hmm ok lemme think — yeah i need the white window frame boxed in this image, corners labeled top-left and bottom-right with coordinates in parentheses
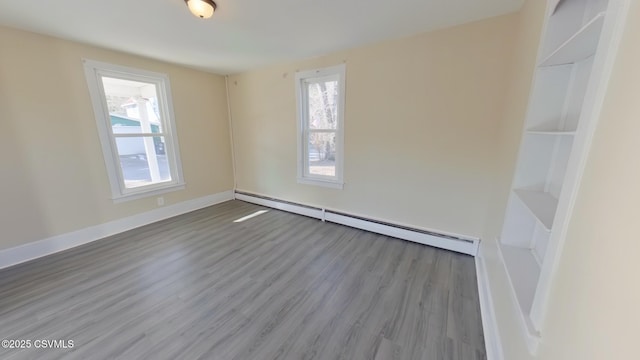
top-left (295, 64), bottom-right (346, 189)
top-left (83, 59), bottom-right (185, 202)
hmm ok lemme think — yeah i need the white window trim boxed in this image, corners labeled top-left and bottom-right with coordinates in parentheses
top-left (83, 59), bottom-right (185, 202)
top-left (295, 64), bottom-right (346, 189)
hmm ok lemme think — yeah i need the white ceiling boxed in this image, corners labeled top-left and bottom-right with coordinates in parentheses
top-left (0, 0), bottom-right (523, 74)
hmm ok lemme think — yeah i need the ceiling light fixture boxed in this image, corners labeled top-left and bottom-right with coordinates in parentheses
top-left (184, 0), bottom-right (217, 19)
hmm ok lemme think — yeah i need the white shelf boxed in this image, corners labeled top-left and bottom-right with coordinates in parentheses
top-left (551, 0), bottom-right (564, 14)
top-left (526, 129), bottom-right (575, 136)
top-left (498, 242), bottom-right (541, 325)
top-left (539, 12), bottom-right (605, 67)
top-left (513, 189), bottom-right (559, 231)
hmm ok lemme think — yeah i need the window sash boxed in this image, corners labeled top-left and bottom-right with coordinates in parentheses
top-left (303, 130), bottom-right (338, 180)
top-left (301, 76), bottom-right (341, 132)
top-left (111, 133), bottom-right (167, 138)
top-left (84, 59), bottom-right (184, 201)
top-left (295, 64), bottom-right (345, 188)
top-left (307, 129), bottom-right (338, 133)
top-left (97, 77), bottom-right (179, 195)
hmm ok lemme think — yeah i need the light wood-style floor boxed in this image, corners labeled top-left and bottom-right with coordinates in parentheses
top-left (0, 200), bottom-right (485, 360)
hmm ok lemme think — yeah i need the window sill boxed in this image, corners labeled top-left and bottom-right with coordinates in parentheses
top-left (112, 183), bottom-right (186, 203)
top-left (297, 177), bottom-right (344, 189)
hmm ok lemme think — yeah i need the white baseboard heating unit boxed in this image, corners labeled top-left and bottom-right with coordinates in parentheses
top-left (234, 191), bottom-right (479, 256)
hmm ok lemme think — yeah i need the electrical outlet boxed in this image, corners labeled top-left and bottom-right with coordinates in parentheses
top-left (157, 197), bottom-right (165, 206)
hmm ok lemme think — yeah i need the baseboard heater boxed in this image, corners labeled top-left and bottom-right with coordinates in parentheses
top-left (234, 191), bottom-right (479, 256)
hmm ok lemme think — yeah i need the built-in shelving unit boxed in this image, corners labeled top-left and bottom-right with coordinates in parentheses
top-left (539, 12), bottom-right (605, 66)
top-left (498, 242), bottom-right (541, 313)
top-left (497, 0), bottom-right (624, 354)
top-left (513, 189), bottom-right (558, 231)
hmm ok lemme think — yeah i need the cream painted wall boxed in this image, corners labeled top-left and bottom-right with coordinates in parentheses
top-left (228, 14), bottom-right (519, 238)
top-left (0, 26), bottom-right (234, 251)
top-left (537, 2), bottom-right (640, 358)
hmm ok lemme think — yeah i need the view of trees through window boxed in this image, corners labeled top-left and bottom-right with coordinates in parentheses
top-left (307, 79), bottom-right (338, 177)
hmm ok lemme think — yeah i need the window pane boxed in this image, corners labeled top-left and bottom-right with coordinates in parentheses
top-left (307, 79), bottom-right (338, 130)
top-left (308, 132), bottom-right (336, 177)
top-left (115, 136), bottom-right (171, 188)
top-left (101, 77), bottom-right (164, 134)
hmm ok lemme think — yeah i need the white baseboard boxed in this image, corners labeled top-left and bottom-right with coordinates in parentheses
top-left (234, 193), bottom-right (324, 220)
top-left (0, 190), bottom-right (234, 270)
top-left (476, 247), bottom-right (504, 360)
top-left (325, 212), bottom-right (478, 256)
top-left (235, 191), bottom-right (479, 256)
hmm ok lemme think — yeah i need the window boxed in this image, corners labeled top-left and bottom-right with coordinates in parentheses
top-left (83, 60), bottom-right (184, 201)
top-left (295, 64), bottom-right (346, 189)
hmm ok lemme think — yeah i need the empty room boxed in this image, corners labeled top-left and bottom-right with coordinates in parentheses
top-left (0, 0), bottom-right (638, 359)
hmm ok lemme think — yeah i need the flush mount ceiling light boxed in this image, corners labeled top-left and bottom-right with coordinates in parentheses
top-left (184, 0), bottom-right (217, 19)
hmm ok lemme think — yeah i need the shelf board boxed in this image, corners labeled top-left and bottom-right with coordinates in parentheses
top-left (551, 0), bottom-right (564, 15)
top-left (513, 189), bottom-right (559, 231)
top-left (526, 129), bottom-right (576, 136)
top-left (498, 242), bottom-right (542, 321)
top-left (539, 12), bottom-right (606, 67)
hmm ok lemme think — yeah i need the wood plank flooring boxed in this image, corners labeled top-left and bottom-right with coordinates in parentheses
top-left (0, 200), bottom-right (485, 360)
